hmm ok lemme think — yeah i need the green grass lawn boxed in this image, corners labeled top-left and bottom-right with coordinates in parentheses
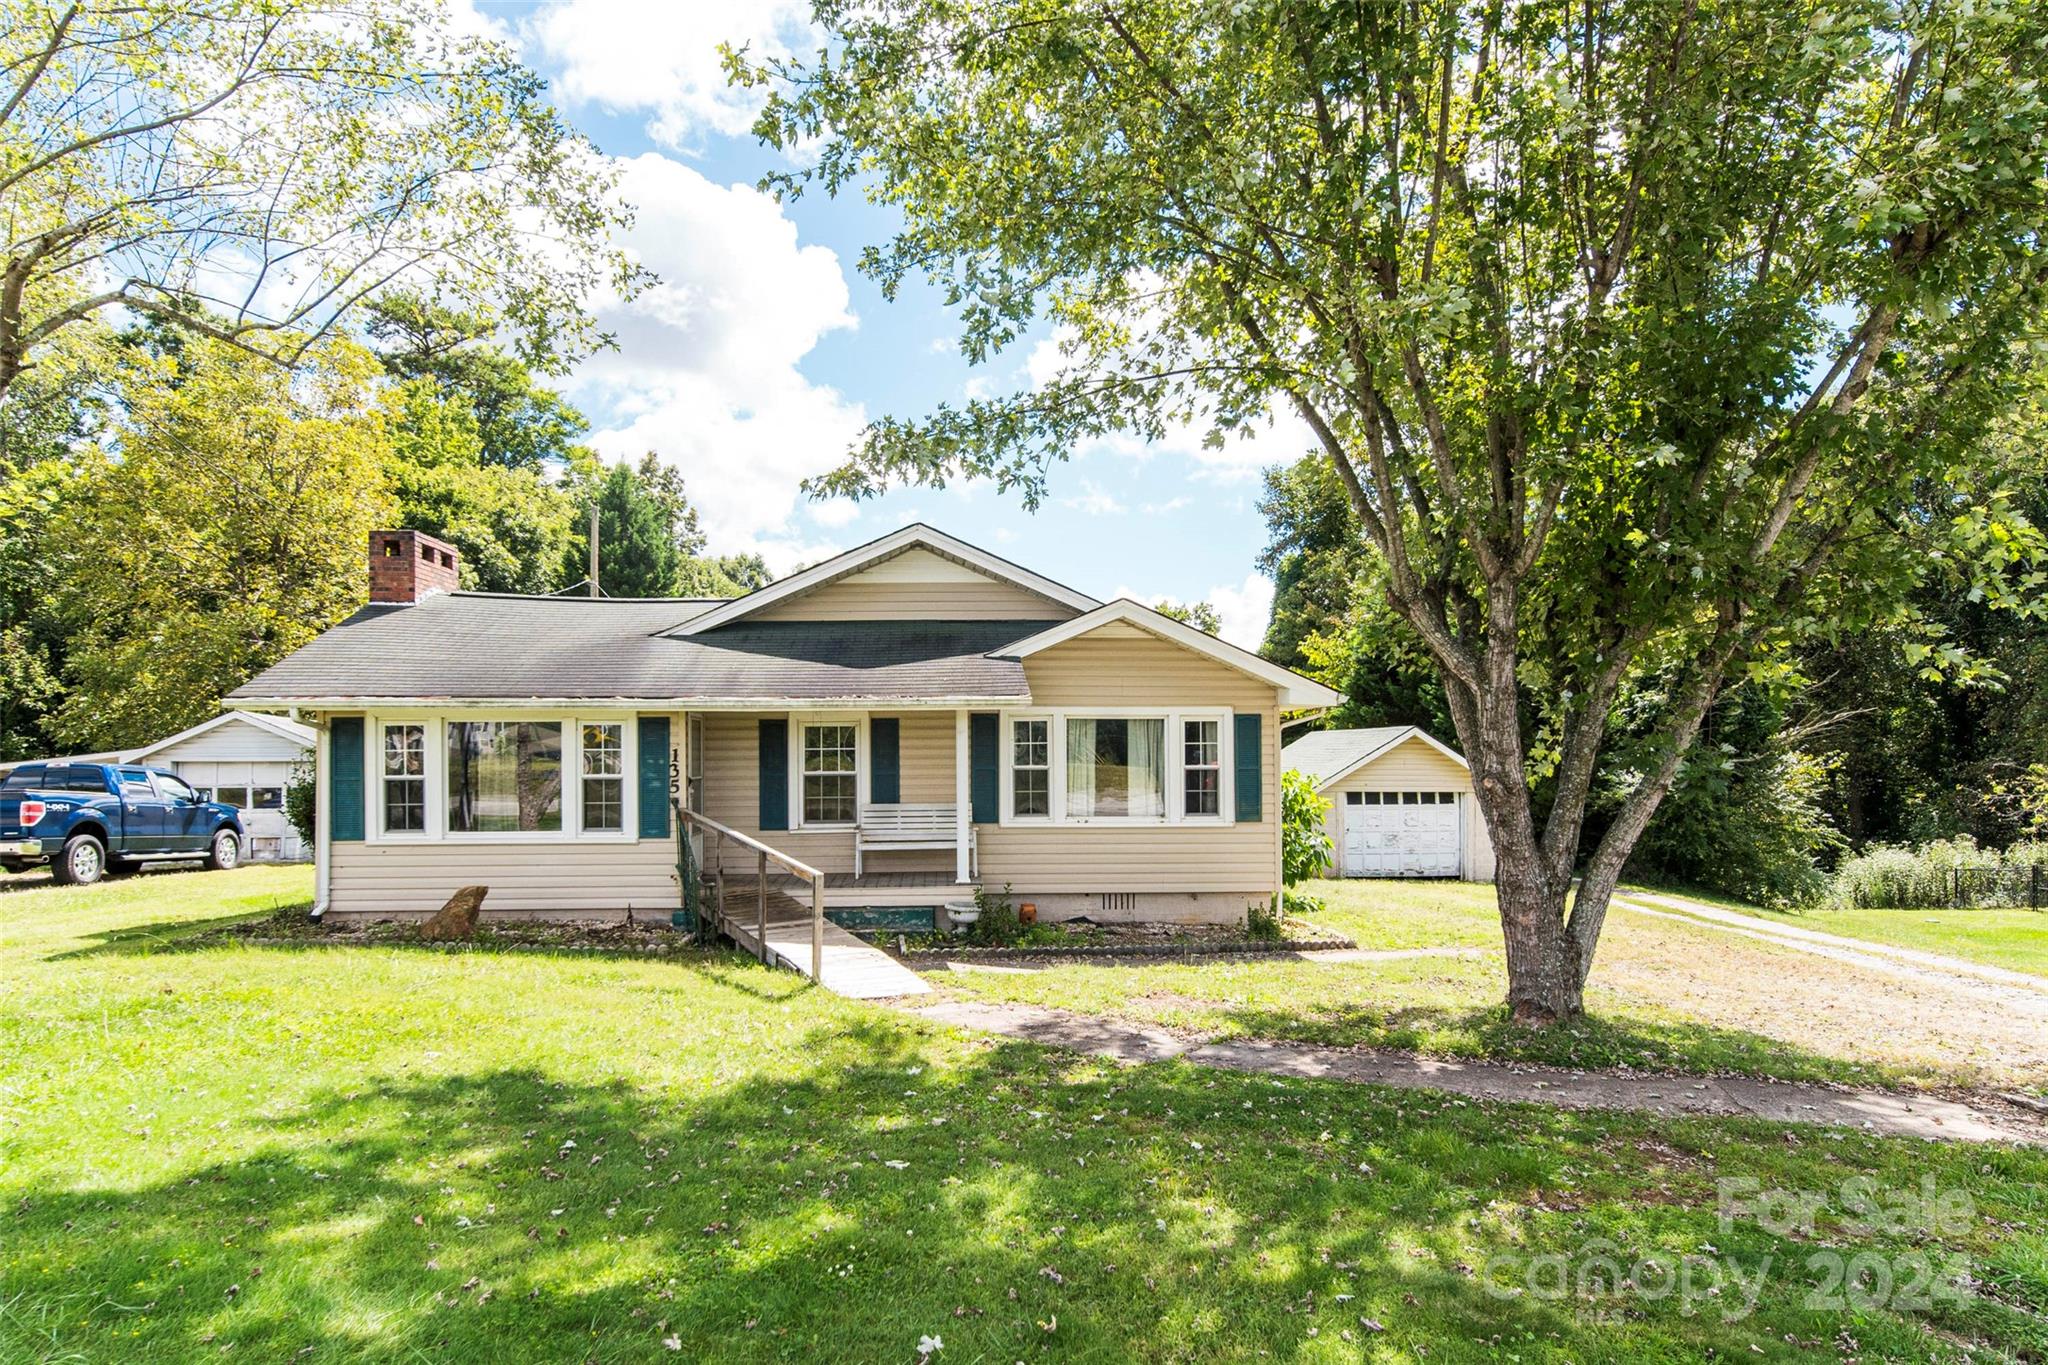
top-left (1628, 885), bottom-right (2048, 979)
top-left (4, 868), bottom-right (2046, 1362)
top-left (940, 879), bottom-right (2028, 1090)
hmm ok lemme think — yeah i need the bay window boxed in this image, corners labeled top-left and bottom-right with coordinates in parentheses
top-left (801, 722), bottom-right (857, 825)
top-left (580, 723), bottom-right (624, 832)
top-left (447, 721), bottom-right (563, 833)
top-left (382, 723), bottom-right (425, 833)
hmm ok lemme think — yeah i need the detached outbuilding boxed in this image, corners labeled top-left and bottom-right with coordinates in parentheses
top-left (1283, 726), bottom-right (1495, 882)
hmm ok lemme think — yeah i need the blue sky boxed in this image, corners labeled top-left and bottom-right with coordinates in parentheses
top-left (472, 1), bottom-right (1304, 644)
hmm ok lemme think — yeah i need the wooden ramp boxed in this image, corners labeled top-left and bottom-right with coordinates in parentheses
top-left (725, 913), bottom-right (933, 1000)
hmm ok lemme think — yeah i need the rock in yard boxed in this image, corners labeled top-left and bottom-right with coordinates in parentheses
top-left (420, 886), bottom-right (488, 942)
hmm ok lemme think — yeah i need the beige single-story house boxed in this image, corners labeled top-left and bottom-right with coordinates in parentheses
top-left (227, 524), bottom-right (1341, 929)
top-left (0, 711), bottom-right (314, 862)
top-left (1283, 726), bottom-right (1496, 881)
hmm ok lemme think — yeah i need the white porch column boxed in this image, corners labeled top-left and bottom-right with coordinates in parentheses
top-left (955, 709), bottom-right (972, 884)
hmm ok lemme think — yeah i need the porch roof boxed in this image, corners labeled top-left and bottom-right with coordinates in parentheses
top-left (226, 592), bottom-right (1055, 706)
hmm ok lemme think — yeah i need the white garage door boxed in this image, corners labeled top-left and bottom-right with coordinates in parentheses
top-left (1341, 791), bottom-right (1461, 877)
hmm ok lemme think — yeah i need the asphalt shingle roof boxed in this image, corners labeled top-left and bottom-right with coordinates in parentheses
top-left (1281, 726), bottom-right (1416, 786)
top-left (226, 594), bottom-right (1059, 703)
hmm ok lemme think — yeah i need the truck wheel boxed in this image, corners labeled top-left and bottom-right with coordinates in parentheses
top-left (52, 832), bottom-right (106, 885)
top-left (205, 828), bottom-right (241, 871)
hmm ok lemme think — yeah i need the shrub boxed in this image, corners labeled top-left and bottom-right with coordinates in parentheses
top-left (283, 757), bottom-right (317, 843)
top-left (1244, 899), bottom-right (1284, 941)
top-left (1828, 836), bottom-right (2044, 908)
top-left (967, 882), bottom-right (1021, 945)
top-left (1280, 768), bottom-right (1333, 886)
top-left (1624, 747), bottom-right (1843, 907)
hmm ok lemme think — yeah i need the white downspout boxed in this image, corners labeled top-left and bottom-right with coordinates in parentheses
top-left (312, 717), bottom-right (330, 918)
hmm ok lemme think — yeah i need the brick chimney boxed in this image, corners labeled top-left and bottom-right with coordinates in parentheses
top-left (369, 529), bottom-right (460, 604)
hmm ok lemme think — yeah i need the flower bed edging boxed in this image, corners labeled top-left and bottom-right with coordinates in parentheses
top-left (894, 934), bottom-right (1355, 963)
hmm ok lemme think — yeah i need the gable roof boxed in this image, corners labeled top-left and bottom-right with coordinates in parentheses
top-left (131, 710), bottom-right (316, 760)
top-left (1283, 725), bottom-right (1469, 789)
top-left (667, 524), bottom-right (1100, 636)
top-left (225, 592), bottom-right (1053, 706)
top-left (996, 600), bottom-right (1343, 709)
top-left (0, 711), bottom-right (314, 775)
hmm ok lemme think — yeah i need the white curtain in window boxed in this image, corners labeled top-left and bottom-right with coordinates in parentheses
top-left (1065, 718), bottom-right (1164, 818)
top-left (1127, 719), bottom-right (1163, 818)
top-left (1066, 718), bottom-right (1096, 818)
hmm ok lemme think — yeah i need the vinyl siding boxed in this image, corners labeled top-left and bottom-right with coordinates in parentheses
top-left (975, 630), bottom-right (1281, 899)
top-left (147, 717), bottom-right (309, 764)
top-left (324, 708), bottom-right (686, 914)
top-left (695, 711), bottom-right (948, 875)
top-left (328, 841), bottom-right (679, 914)
top-left (750, 577), bottom-right (1074, 621)
top-left (1311, 734), bottom-right (1496, 881)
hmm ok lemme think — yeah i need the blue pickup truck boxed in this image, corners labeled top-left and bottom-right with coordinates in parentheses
top-left (0, 762), bottom-right (246, 885)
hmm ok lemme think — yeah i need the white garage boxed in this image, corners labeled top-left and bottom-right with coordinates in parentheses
top-left (1, 711), bottom-right (314, 862)
top-left (1283, 726), bottom-right (1495, 881)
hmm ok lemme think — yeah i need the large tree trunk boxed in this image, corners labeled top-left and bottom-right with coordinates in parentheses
top-left (1494, 849), bottom-right (1582, 1023)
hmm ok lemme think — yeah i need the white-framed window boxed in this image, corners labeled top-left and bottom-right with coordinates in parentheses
top-left (800, 721), bottom-right (858, 826)
top-left (580, 722), bottom-right (624, 832)
top-left (447, 720), bottom-right (564, 833)
top-left (1066, 717), bottom-right (1166, 819)
top-left (362, 713), bottom-right (638, 842)
top-left (1011, 718), bottom-right (1050, 818)
top-left (381, 723), bottom-right (426, 833)
top-left (1182, 718), bottom-right (1220, 817)
top-left (997, 708), bottom-right (1233, 826)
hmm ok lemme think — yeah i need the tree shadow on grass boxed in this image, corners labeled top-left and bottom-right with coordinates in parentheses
top-left (45, 904), bottom-right (311, 961)
top-left (4, 1010), bottom-right (2034, 1363)
top-left (1212, 999), bottom-right (1918, 1089)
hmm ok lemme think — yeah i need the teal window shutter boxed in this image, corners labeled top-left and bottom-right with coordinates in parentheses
top-left (1234, 713), bottom-right (1263, 822)
top-left (969, 713), bottom-right (998, 823)
top-left (330, 716), bottom-right (364, 842)
top-left (870, 717), bottom-right (900, 804)
top-left (638, 716), bottom-right (670, 839)
top-left (759, 718), bottom-right (789, 831)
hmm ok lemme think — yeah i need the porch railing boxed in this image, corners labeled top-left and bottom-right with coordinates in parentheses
top-left (673, 800), bottom-right (826, 979)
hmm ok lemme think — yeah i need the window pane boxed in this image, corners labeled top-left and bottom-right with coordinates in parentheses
top-left (384, 724), bottom-right (424, 775)
top-left (385, 778), bottom-right (424, 832)
top-left (1065, 718), bottom-right (1164, 819)
top-left (804, 773), bottom-right (855, 823)
top-left (581, 723), bottom-right (624, 777)
top-left (1182, 719), bottom-right (1220, 816)
top-left (447, 721), bottom-right (562, 832)
top-left (1014, 768), bottom-right (1048, 818)
top-left (1011, 719), bottom-right (1049, 817)
top-left (800, 724), bottom-right (858, 823)
top-left (582, 777), bottom-right (622, 832)
top-left (253, 787), bottom-right (283, 810)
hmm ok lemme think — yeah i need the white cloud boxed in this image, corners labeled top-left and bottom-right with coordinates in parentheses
top-left (807, 499), bottom-right (863, 529)
top-left (525, 0), bottom-right (815, 150)
top-left (1208, 573), bottom-right (1276, 650)
top-left (1059, 481), bottom-right (1124, 516)
top-left (566, 153), bottom-right (864, 550)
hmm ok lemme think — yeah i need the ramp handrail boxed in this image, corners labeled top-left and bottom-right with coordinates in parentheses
top-left (673, 802), bottom-right (824, 980)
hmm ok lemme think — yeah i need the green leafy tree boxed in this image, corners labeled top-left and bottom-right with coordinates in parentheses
top-left (678, 552), bottom-right (773, 598)
top-left (1256, 455), bottom-right (1368, 670)
top-left (381, 379), bottom-right (582, 594)
top-left (1152, 599), bottom-right (1220, 633)
top-left (367, 293), bottom-right (593, 470)
top-left (49, 338), bottom-right (392, 749)
top-left (575, 462), bottom-right (684, 598)
top-left (0, 0), bottom-right (643, 398)
top-left (1279, 768), bottom-right (1334, 888)
top-left (752, 0), bottom-right (2048, 1020)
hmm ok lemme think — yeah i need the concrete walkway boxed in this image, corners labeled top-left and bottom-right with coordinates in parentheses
top-left (905, 999), bottom-right (2046, 1147)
